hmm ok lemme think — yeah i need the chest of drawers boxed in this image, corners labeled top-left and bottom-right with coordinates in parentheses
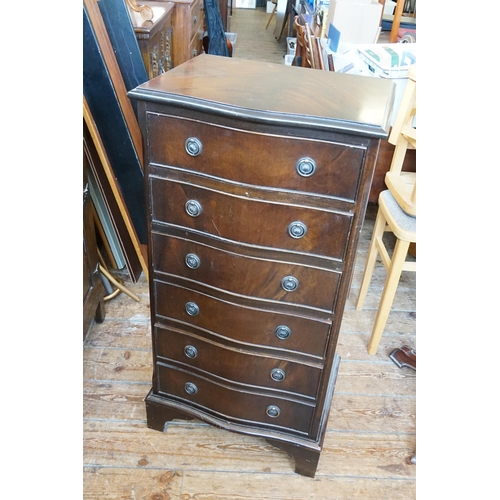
top-left (129, 54), bottom-right (394, 477)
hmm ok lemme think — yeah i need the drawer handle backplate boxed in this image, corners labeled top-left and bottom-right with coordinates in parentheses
top-left (185, 253), bottom-right (201, 269)
top-left (266, 405), bottom-right (281, 418)
top-left (270, 368), bottom-right (286, 382)
top-left (185, 137), bottom-right (202, 156)
top-left (296, 157), bottom-right (316, 177)
top-left (185, 301), bottom-right (200, 316)
top-left (185, 382), bottom-right (198, 395)
top-left (288, 221), bottom-right (307, 239)
top-left (184, 345), bottom-right (198, 359)
top-left (275, 325), bottom-right (291, 340)
top-left (281, 276), bottom-right (299, 292)
top-left (185, 200), bottom-right (202, 217)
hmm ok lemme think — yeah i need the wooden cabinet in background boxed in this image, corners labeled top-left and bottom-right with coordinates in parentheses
top-left (129, 55), bottom-right (395, 477)
top-left (129, 2), bottom-right (175, 79)
top-left (147, 0), bottom-right (205, 67)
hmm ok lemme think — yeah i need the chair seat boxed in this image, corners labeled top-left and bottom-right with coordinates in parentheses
top-left (380, 189), bottom-right (416, 240)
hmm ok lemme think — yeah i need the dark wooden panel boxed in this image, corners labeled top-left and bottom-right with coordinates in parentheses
top-left (83, 116), bottom-right (144, 283)
top-left (83, 146), bottom-right (106, 339)
top-left (83, 3), bottom-right (147, 244)
top-left (97, 0), bottom-right (149, 96)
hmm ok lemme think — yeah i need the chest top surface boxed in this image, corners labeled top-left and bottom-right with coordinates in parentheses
top-left (128, 54), bottom-right (395, 138)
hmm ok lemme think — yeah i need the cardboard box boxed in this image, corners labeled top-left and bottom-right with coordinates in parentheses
top-left (326, 0), bottom-right (382, 45)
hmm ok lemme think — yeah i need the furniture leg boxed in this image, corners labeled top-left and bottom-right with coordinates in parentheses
top-left (367, 238), bottom-right (410, 354)
top-left (356, 208), bottom-right (386, 310)
top-left (145, 390), bottom-right (195, 431)
top-left (265, 439), bottom-right (321, 478)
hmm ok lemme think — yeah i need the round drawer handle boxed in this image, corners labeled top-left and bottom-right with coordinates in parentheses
top-left (185, 199), bottom-right (202, 217)
top-left (288, 221), bottom-right (307, 239)
top-left (270, 368), bottom-right (286, 382)
top-left (185, 382), bottom-right (198, 395)
top-left (281, 276), bottom-right (299, 292)
top-left (193, 15), bottom-right (198, 23)
top-left (274, 325), bottom-right (291, 340)
top-left (185, 301), bottom-right (200, 316)
top-left (296, 157), bottom-right (316, 177)
top-left (185, 137), bottom-right (202, 156)
top-left (185, 253), bottom-right (201, 269)
top-left (266, 405), bottom-right (281, 418)
top-left (184, 345), bottom-right (198, 359)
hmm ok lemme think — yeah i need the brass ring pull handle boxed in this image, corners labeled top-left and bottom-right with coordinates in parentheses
top-left (296, 157), bottom-right (316, 177)
top-left (185, 137), bottom-right (203, 156)
top-left (185, 382), bottom-right (198, 395)
top-left (185, 200), bottom-right (202, 217)
top-left (266, 405), bottom-right (281, 418)
top-left (185, 253), bottom-right (201, 269)
top-left (274, 325), bottom-right (291, 340)
top-left (270, 368), bottom-right (286, 382)
top-left (185, 302), bottom-right (200, 316)
top-left (184, 345), bottom-right (198, 359)
top-left (281, 276), bottom-right (299, 292)
top-left (288, 221), bottom-right (307, 239)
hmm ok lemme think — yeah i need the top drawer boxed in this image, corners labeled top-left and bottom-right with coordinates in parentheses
top-left (146, 113), bottom-right (366, 201)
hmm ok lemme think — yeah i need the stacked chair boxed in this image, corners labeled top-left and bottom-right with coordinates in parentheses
top-left (356, 64), bottom-right (417, 355)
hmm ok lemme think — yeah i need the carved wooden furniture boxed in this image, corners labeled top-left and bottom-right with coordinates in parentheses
top-left (146, 0), bottom-right (205, 67)
top-left (129, 54), bottom-right (394, 477)
top-left (128, 1), bottom-right (175, 79)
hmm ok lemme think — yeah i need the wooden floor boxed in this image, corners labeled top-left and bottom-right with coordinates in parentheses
top-left (83, 8), bottom-right (416, 499)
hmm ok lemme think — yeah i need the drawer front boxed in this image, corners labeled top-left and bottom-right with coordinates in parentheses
top-left (190, 0), bottom-right (204, 40)
top-left (156, 363), bottom-right (315, 435)
top-left (156, 326), bottom-right (322, 398)
top-left (189, 29), bottom-right (204, 59)
top-left (152, 234), bottom-right (340, 311)
top-left (147, 113), bottom-right (366, 201)
top-left (150, 178), bottom-right (352, 261)
top-left (154, 281), bottom-right (331, 358)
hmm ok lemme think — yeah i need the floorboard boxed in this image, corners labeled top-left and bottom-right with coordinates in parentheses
top-left (83, 8), bottom-right (416, 498)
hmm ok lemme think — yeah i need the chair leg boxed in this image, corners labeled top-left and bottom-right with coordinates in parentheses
top-left (356, 208), bottom-right (386, 310)
top-left (266, 5), bottom-right (277, 30)
top-left (367, 238), bottom-right (411, 355)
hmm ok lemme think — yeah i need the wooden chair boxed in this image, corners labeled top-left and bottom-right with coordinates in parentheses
top-left (292, 16), bottom-right (309, 68)
top-left (356, 190), bottom-right (416, 355)
top-left (303, 23), bottom-right (315, 69)
top-left (266, 0), bottom-right (277, 30)
top-left (385, 64), bottom-right (416, 216)
top-left (356, 66), bottom-right (417, 355)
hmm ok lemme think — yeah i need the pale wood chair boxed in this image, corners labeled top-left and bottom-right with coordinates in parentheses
top-left (356, 66), bottom-right (417, 355)
top-left (385, 64), bottom-right (416, 216)
top-left (356, 189), bottom-right (416, 355)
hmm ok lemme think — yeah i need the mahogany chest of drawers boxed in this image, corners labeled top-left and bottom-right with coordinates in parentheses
top-left (129, 54), bottom-right (394, 477)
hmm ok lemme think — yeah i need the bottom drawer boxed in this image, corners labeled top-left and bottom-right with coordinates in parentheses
top-left (156, 363), bottom-right (315, 436)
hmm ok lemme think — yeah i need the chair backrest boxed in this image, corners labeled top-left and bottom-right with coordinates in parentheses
top-left (293, 16), bottom-right (308, 68)
top-left (385, 64), bottom-right (416, 216)
top-left (303, 23), bottom-right (315, 69)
